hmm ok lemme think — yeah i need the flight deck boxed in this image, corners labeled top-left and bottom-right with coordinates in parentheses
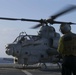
top-left (0, 63), bottom-right (61, 75)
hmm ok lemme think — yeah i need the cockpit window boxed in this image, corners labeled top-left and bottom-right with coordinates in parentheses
top-left (13, 35), bottom-right (41, 44)
top-left (13, 35), bottom-right (32, 44)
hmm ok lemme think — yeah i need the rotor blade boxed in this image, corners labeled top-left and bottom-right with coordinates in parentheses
top-left (52, 21), bottom-right (76, 25)
top-left (50, 5), bottom-right (76, 20)
top-left (31, 24), bottom-right (42, 29)
top-left (0, 17), bottom-right (40, 22)
top-left (0, 17), bottom-right (20, 20)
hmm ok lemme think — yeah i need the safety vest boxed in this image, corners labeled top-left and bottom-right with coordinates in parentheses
top-left (58, 33), bottom-right (76, 56)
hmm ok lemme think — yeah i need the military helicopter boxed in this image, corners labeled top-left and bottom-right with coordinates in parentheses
top-left (0, 5), bottom-right (76, 68)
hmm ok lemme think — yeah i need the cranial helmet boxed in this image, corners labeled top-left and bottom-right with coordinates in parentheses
top-left (60, 23), bottom-right (71, 34)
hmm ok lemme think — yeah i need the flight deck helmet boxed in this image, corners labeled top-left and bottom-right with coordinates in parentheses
top-left (60, 23), bottom-right (71, 34)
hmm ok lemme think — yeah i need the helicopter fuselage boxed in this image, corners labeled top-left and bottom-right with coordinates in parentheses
top-left (5, 25), bottom-right (60, 65)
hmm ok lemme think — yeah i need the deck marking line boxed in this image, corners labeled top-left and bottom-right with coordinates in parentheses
top-left (22, 70), bottom-right (32, 75)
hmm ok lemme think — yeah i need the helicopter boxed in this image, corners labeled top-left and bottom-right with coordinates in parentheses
top-left (0, 5), bottom-right (76, 68)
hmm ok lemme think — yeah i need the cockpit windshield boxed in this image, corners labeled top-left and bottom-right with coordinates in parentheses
top-left (14, 35), bottom-right (32, 44)
top-left (13, 32), bottom-right (40, 44)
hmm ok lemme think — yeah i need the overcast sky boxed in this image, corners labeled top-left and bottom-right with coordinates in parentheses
top-left (0, 0), bottom-right (76, 58)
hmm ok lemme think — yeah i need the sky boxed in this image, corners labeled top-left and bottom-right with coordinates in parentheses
top-left (0, 0), bottom-right (76, 58)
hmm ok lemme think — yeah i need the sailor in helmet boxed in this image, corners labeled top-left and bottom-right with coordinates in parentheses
top-left (58, 23), bottom-right (76, 75)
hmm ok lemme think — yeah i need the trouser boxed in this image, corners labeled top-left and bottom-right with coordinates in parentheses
top-left (62, 55), bottom-right (76, 75)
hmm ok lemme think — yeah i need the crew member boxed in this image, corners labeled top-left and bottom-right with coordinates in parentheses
top-left (57, 24), bottom-right (76, 75)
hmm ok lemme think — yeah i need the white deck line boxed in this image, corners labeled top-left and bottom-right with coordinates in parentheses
top-left (22, 70), bottom-right (32, 75)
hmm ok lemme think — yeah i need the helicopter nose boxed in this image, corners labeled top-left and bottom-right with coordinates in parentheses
top-left (5, 44), bottom-right (14, 55)
top-left (5, 50), bottom-right (9, 54)
top-left (5, 48), bottom-right (11, 55)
